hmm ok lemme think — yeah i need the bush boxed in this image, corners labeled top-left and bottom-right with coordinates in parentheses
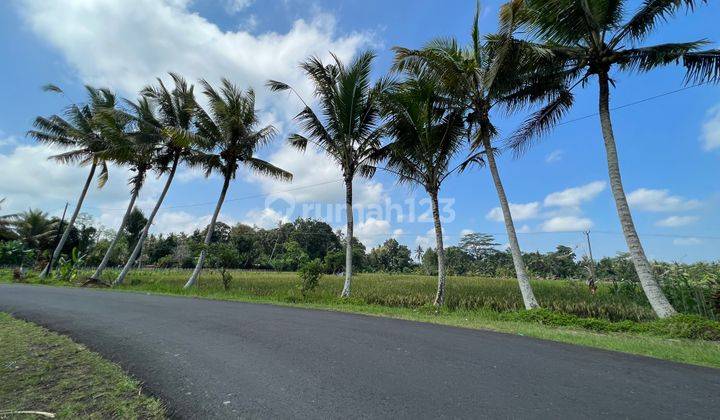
top-left (298, 259), bottom-right (324, 296)
top-left (503, 308), bottom-right (720, 340)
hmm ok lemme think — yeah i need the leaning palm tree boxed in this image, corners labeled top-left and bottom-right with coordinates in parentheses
top-left (393, 5), bottom-right (566, 309)
top-left (267, 51), bottom-right (389, 297)
top-left (114, 74), bottom-right (199, 286)
top-left (502, 0), bottom-right (720, 318)
top-left (183, 79), bottom-right (292, 288)
top-left (29, 85), bottom-right (116, 278)
top-left (376, 75), bottom-right (466, 306)
top-left (89, 99), bottom-right (160, 282)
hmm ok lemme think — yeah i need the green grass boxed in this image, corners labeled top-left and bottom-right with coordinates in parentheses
top-left (3, 268), bottom-right (720, 369)
top-left (0, 312), bottom-right (165, 419)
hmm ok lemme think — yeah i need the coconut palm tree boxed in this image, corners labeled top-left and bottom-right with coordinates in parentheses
top-left (376, 75), bottom-right (466, 306)
top-left (183, 79), bottom-right (292, 289)
top-left (502, 0), bottom-right (720, 318)
top-left (29, 86), bottom-right (117, 278)
top-left (13, 209), bottom-right (57, 253)
top-left (392, 5), bottom-right (566, 309)
top-left (267, 51), bottom-right (389, 297)
top-left (114, 74), bottom-right (199, 286)
top-left (89, 98), bottom-right (160, 282)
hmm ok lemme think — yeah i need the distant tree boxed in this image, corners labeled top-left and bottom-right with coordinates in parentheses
top-left (421, 248), bottom-right (438, 276)
top-left (445, 246), bottom-right (473, 276)
top-left (459, 233), bottom-right (499, 260)
top-left (289, 218), bottom-right (341, 261)
top-left (367, 238), bottom-right (413, 272)
top-left (124, 207), bottom-right (148, 248)
top-left (13, 209), bottom-right (57, 253)
top-left (206, 242), bottom-right (240, 290)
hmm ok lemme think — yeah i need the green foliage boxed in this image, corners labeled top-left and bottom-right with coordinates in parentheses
top-left (421, 248), bottom-right (438, 275)
top-left (54, 248), bottom-right (86, 282)
top-left (206, 243), bottom-right (240, 290)
top-left (505, 309), bottom-right (720, 341)
top-left (0, 241), bottom-right (34, 267)
top-left (367, 239), bottom-right (413, 273)
top-left (124, 207), bottom-right (147, 247)
top-left (298, 259), bottom-right (324, 296)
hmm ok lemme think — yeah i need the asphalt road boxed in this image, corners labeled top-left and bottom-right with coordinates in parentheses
top-left (1, 284), bottom-right (719, 419)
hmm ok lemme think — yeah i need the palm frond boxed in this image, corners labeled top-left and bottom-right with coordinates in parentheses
top-left (507, 89), bottom-right (575, 157)
top-left (613, 0), bottom-right (704, 45)
top-left (683, 49), bottom-right (720, 84)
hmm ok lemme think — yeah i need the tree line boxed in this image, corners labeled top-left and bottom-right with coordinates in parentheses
top-left (3, 1), bottom-right (720, 318)
top-left (0, 207), bottom-right (676, 285)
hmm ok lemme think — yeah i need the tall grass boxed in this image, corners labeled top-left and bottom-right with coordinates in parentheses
top-left (94, 269), bottom-right (658, 321)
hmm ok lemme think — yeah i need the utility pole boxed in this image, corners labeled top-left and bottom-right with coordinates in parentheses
top-left (46, 202), bottom-right (69, 275)
top-left (584, 230), bottom-right (597, 294)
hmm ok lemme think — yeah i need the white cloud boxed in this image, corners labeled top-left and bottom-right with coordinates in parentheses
top-left (540, 216), bottom-right (593, 232)
top-left (245, 144), bottom-right (385, 206)
top-left (627, 188), bottom-right (701, 212)
top-left (700, 104), bottom-right (720, 151)
top-left (18, 0), bottom-right (370, 120)
top-left (544, 181), bottom-right (606, 208)
top-left (0, 136), bottom-right (20, 147)
top-left (486, 202), bottom-right (541, 222)
top-left (241, 207), bottom-right (289, 229)
top-left (545, 149), bottom-right (564, 163)
top-left (415, 228), bottom-right (437, 250)
top-left (0, 144), bottom-right (161, 218)
top-left (225, 0), bottom-right (254, 14)
top-left (655, 215), bottom-right (699, 228)
top-left (673, 237), bottom-right (702, 246)
top-left (518, 224), bottom-right (531, 233)
top-left (354, 217), bottom-right (392, 247)
top-left (152, 211), bottom-right (236, 235)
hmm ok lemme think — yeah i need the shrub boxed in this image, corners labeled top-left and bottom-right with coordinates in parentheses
top-left (298, 259), bottom-right (324, 296)
top-left (503, 308), bottom-right (720, 340)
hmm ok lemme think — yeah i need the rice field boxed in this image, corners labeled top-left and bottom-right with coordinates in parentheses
top-left (98, 269), bottom-right (658, 322)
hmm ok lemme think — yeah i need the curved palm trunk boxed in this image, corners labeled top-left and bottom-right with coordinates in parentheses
top-left (598, 73), bottom-right (676, 318)
top-left (430, 190), bottom-right (447, 306)
top-left (40, 162), bottom-right (97, 278)
top-left (90, 187), bottom-right (140, 281)
top-left (483, 138), bottom-right (539, 309)
top-left (114, 154), bottom-right (180, 286)
top-left (184, 175), bottom-right (231, 289)
top-left (341, 178), bottom-right (353, 298)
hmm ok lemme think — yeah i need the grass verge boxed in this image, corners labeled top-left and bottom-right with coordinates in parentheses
top-left (2, 269), bottom-right (720, 369)
top-left (0, 312), bottom-right (165, 419)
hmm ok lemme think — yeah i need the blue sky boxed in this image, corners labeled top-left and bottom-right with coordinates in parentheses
top-left (1, 0), bottom-right (719, 261)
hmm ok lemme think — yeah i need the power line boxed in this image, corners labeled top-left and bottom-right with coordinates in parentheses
top-left (555, 81), bottom-right (710, 127)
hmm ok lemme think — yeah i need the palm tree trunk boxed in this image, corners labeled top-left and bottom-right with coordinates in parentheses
top-left (430, 190), bottom-right (447, 306)
top-left (483, 138), bottom-right (539, 309)
top-left (184, 175), bottom-right (231, 289)
top-left (113, 154), bottom-right (180, 286)
top-left (340, 178), bottom-right (353, 298)
top-left (598, 72), bottom-right (676, 318)
top-left (40, 162), bottom-right (97, 278)
top-left (90, 187), bottom-right (139, 281)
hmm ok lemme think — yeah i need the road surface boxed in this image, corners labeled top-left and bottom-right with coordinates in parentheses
top-left (1, 284), bottom-right (718, 419)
